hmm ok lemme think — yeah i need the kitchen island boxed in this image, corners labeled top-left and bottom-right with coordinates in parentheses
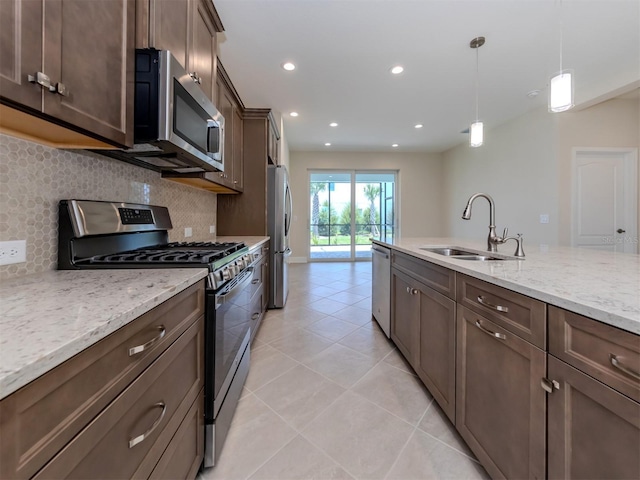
top-left (376, 236), bottom-right (639, 480)
top-left (375, 237), bottom-right (639, 334)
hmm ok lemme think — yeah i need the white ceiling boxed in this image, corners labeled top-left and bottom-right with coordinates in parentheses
top-left (214, 0), bottom-right (640, 153)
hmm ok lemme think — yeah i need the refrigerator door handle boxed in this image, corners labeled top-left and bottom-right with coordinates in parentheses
top-left (284, 248), bottom-right (292, 256)
top-left (284, 184), bottom-right (293, 237)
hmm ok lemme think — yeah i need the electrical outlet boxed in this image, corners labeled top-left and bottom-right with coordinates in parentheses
top-left (184, 227), bottom-right (193, 238)
top-left (0, 240), bottom-right (27, 266)
top-left (210, 225), bottom-right (216, 234)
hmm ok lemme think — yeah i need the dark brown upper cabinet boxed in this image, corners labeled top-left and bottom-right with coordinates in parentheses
top-left (0, 0), bottom-right (134, 148)
top-left (137, 0), bottom-right (223, 105)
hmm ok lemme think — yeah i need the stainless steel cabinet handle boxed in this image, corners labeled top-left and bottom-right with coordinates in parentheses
top-left (28, 72), bottom-right (51, 89)
top-left (251, 279), bottom-right (260, 284)
top-left (252, 313), bottom-right (260, 320)
top-left (406, 287), bottom-right (418, 295)
top-left (477, 295), bottom-right (509, 313)
top-left (128, 326), bottom-right (166, 356)
top-left (128, 402), bottom-right (166, 448)
top-left (610, 354), bottom-right (640, 380)
top-left (51, 82), bottom-right (69, 96)
top-left (475, 320), bottom-right (507, 340)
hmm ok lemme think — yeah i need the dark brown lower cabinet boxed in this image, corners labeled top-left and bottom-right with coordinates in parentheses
top-left (547, 356), bottom-right (640, 480)
top-left (390, 268), bottom-right (420, 365)
top-left (391, 267), bottom-right (456, 422)
top-left (416, 281), bottom-right (456, 422)
top-left (456, 306), bottom-right (546, 480)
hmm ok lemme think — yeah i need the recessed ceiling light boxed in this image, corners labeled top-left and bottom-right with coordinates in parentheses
top-left (282, 62), bottom-right (296, 71)
top-left (392, 143), bottom-right (399, 147)
top-left (329, 122), bottom-right (338, 127)
top-left (289, 112), bottom-right (299, 117)
top-left (390, 66), bottom-right (404, 75)
top-left (324, 142), bottom-right (331, 146)
top-left (414, 124), bottom-right (423, 129)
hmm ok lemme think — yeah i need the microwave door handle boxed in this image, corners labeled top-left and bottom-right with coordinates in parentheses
top-left (206, 119), bottom-right (219, 155)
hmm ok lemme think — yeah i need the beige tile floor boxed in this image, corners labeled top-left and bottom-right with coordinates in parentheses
top-left (200, 262), bottom-right (489, 480)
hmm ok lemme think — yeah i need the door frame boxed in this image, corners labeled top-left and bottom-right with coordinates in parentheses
top-left (571, 147), bottom-right (638, 253)
top-left (307, 169), bottom-right (397, 262)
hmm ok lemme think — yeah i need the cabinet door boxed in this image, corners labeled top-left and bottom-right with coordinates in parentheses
top-left (148, 0), bottom-right (190, 69)
top-left (190, 0), bottom-right (217, 103)
top-left (218, 85), bottom-right (234, 187)
top-left (547, 356), bottom-right (640, 480)
top-left (391, 269), bottom-right (419, 366)
top-left (456, 306), bottom-right (546, 480)
top-left (42, 0), bottom-right (134, 147)
top-left (416, 286), bottom-right (456, 422)
top-left (232, 106), bottom-right (244, 190)
top-left (0, 0), bottom-right (42, 110)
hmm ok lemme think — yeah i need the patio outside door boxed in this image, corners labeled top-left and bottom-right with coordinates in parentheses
top-left (309, 171), bottom-right (396, 261)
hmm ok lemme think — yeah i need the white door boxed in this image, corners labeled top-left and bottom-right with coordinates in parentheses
top-left (571, 148), bottom-right (638, 253)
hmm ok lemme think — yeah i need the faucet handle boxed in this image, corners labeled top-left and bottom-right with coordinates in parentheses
top-left (502, 227), bottom-right (508, 240)
top-left (514, 233), bottom-right (525, 257)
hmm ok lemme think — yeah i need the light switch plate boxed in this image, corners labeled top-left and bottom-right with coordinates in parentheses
top-left (185, 227), bottom-right (193, 237)
top-left (210, 225), bottom-right (216, 234)
top-left (539, 214), bottom-right (550, 224)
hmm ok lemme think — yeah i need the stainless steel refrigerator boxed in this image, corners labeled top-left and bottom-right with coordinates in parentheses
top-left (267, 165), bottom-right (292, 308)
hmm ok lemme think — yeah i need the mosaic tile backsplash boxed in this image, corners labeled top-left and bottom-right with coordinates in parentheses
top-left (0, 133), bottom-right (217, 280)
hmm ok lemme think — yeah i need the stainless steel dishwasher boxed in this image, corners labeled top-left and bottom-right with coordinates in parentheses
top-left (371, 244), bottom-right (391, 337)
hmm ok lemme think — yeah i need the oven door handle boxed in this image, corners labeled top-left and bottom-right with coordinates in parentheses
top-left (215, 267), bottom-right (254, 309)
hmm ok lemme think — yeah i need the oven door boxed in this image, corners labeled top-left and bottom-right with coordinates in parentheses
top-left (206, 267), bottom-right (254, 420)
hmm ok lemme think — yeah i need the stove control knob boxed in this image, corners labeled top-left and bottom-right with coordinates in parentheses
top-left (222, 268), bottom-right (231, 281)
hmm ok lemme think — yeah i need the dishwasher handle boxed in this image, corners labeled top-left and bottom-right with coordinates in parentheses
top-left (372, 246), bottom-right (389, 259)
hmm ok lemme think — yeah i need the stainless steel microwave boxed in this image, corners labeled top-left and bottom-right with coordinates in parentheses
top-left (99, 49), bottom-right (225, 173)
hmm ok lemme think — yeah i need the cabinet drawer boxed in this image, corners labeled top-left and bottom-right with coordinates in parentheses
top-left (150, 389), bottom-right (204, 480)
top-left (250, 258), bottom-right (264, 298)
top-left (0, 280), bottom-right (204, 480)
top-left (249, 287), bottom-right (264, 342)
top-left (34, 318), bottom-right (204, 479)
top-left (391, 250), bottom-right (455, 299)
top-left (457, 274), bottom-right (546, 348)
top-left (549, 306), bottom-right (640, 402)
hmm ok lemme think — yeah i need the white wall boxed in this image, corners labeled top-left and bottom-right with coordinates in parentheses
top-left (441, 92), bottom-right (639, 249)
top-left (289, 151), bottom-right (444, 260)
top-left (442, 107), bottom-right (560, 247)
top-left (557, 96), bottom-right (640, 245)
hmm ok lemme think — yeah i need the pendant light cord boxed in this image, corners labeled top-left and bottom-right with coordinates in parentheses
top-left (475, 45), bottom-right (480, 122)
top-left (559, 0), bottom-right (564, 72)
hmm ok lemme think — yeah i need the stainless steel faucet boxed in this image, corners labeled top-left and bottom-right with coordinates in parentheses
top-left (462, 193), bottom-right (525, 257)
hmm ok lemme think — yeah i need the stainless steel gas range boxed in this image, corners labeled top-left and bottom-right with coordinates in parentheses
top-left (57, 199), bottom-right (256, 468)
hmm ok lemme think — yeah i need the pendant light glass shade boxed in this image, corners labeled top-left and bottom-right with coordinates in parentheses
top-left (549, 69), bottom-right (574, 112)
top-left (470, 121), bottom-right (484, 147)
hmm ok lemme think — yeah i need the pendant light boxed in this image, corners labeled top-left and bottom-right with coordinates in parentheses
top-left (469, 36), bottom-right (485, 147)
top-left (549, 0), bottom-right (574, 112)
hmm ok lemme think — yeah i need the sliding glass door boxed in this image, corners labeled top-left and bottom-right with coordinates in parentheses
top-left (309, 170), bottom-right (396, 261)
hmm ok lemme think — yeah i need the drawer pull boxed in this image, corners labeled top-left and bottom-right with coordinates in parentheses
top-left (610, 354), bottom-right (640, 380)
top-left (477, 295), bottom-right (509, 313)
top-left (252, 313), bottom-right (260, 320)
top-left (475, 320), bottom-right (507, 340)
top-left (128, 402), bottom-right (166, 448)
top-left (128, 326), bottom-right (166, 356)
top-left (406, 287), bottom-right (418, 295)
top-left (252, 279), bottom-right (260, 284)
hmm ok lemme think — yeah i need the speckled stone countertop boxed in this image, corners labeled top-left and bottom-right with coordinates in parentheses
top-left (0, 268), bottom-right (208, 400)
top-left (375, 237), bottom-right (640, 335)
top-left (215, 236), bottom-right (270, 250)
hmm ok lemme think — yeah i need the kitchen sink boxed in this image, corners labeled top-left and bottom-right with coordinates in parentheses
top-left (420, 246), bottom-right (517, 261)
top-left (420, 247), bottom-right (478, 256)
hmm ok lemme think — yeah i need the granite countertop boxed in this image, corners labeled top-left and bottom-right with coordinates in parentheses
top-left (215, 236), bottom-right (270, 250)
top-left (0, 268), bottom-right (208, 400)
top-left (375, 237), bottom-right (640, 335)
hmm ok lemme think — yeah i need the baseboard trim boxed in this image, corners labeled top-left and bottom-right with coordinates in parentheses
top-left (288, 257), bottom-right (308, 264)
